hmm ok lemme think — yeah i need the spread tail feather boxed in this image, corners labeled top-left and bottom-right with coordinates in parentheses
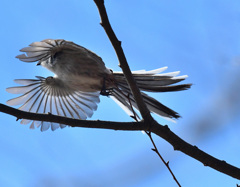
top-left (110, 67), bottom-right (191, 120)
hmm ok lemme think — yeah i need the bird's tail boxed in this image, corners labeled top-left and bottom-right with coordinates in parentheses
top-left (110, 67), bottom-right (191, 121)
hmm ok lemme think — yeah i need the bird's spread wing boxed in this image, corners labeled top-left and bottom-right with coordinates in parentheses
top-left (6, 76), bottom-right (100, 131)
top-left (16, 39), bottom-right (104, 65)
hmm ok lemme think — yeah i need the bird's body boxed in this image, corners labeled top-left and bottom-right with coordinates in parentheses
top-left (6, 39), bottom-right (191, 131)
top-left (36, 39), bottom-right (113, 92)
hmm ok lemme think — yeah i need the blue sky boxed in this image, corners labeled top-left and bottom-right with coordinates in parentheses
top-left (1, 0), bottom-right (240, 186)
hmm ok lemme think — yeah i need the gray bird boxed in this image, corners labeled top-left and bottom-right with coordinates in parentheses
top-left (6, 39), bottom-right (191, 131)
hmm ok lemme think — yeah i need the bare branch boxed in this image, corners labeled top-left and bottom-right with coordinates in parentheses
top-left (93, 0), bottom-right (152, 122)
top-left (1, 98), bottom-right (240, 181)
top-left (0, 104), bottom-right (145, 131)
top-left (2, 103), bottom-right (240, 179)
top-left (150, 121), bottom-right (240, 179)
top-left (147, 131), bottom-right (181, 187)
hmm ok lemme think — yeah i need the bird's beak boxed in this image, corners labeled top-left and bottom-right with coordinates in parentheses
top-left (37, 61), bottom-right (41, 66)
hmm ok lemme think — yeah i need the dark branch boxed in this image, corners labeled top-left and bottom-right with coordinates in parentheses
top-left (0, 104), bottom-right (145, 131)
top-left (147, 131), bottom-right (181, 187)
top-left (93, 0), bottom-right (152, 122)
top-left (2, 103), bottom-right (240, 179)
top-left (150, 121), bottom-right (240, 179)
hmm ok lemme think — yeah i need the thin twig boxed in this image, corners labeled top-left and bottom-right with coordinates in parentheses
top-left (125, 93), bottom-right (181, 185)
top-left (126, 92), bottom-right (139, 121)
top-left (146, 131), bottom-right (181, 187)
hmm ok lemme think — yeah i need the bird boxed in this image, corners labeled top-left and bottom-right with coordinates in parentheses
top-left (6, 39), bottom-right (191, 131)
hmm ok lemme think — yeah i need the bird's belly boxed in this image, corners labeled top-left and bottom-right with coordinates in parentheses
top-left (74, 75), bottom-right (103, 92)
top-left (59, 73), bottom-right (105, 92)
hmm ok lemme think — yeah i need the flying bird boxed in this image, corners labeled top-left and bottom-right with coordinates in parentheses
top-left (6, 39), bottom-right (191, 131)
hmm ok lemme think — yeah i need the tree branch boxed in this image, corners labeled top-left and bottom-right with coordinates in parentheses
top-left (93, 0), bottom-right (152, 122)
top-left (150, 121), bottom-right (240, 180)
top-left (1, 103), bottom-right (240, 179)
top-left (0, 104), bottom-right (145, 131)
top-left (147, 131), bottom-right (181, 187)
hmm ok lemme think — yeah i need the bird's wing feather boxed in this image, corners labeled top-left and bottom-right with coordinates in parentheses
top-left (6, 76), bottom-right (100, 131)
top-left (16, 39), bottom-right (104, 66)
